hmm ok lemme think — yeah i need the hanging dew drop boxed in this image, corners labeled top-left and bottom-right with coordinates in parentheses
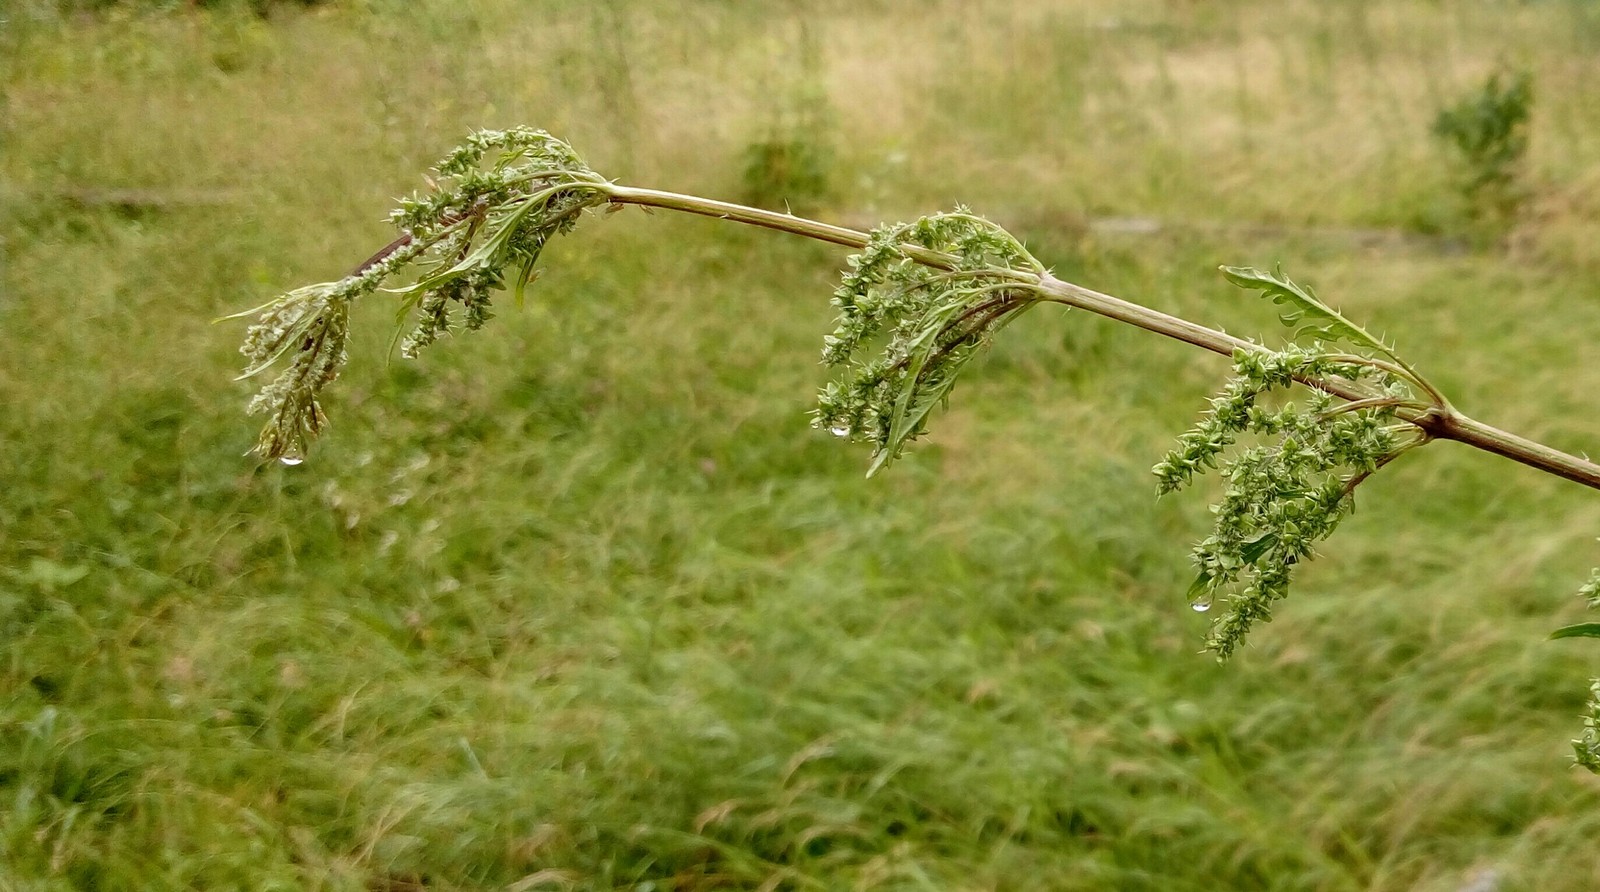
top-left (830, 424), bottom-right (851, 438)
top-left (280, 455), bottom-right (305, 467)
top-left (1191, 599), bottom-right (1212, 613)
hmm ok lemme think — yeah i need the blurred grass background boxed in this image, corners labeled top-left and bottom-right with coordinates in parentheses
top-left (5, 0), bottom-right (1600, 889)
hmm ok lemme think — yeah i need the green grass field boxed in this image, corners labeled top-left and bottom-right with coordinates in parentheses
top-left (6, 1), bottom-right (1600, 888)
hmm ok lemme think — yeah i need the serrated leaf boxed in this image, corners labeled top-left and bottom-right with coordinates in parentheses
top-left (1550, 623), bottom-right (1600, 640)
top-left (215, 290), bottom-right (309, 324)
top-left (1221, 265), bottom-right (1396, 360)
top-left (867, 288), bottom-right (1039, 478)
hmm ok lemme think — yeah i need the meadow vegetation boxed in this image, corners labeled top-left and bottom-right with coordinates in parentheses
top-left (5, 1), bottom-right (1600, 889)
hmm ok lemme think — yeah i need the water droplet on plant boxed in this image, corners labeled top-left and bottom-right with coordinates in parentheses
top-left (1191, 599), bottom-right (1212, 613)
top-left (280, 455), bottom-right (304, 466)
top-left (830, 424), bottom-right (851, 438)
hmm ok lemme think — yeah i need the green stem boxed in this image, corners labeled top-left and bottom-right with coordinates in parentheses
top-left (598, 184), bottom-right (1600, 494)
top-left (1323, 352), bottom-right (1451, 409)
top-left (604, 184), bottom-right (878, 252)
top-left (1318, 396), bottom-right (1429, 420)
top-left (1428, 411), bottom-right (1600, 491)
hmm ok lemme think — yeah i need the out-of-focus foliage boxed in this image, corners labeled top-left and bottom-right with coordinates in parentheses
top-left (1433, 68), bottom-right (1534, 231)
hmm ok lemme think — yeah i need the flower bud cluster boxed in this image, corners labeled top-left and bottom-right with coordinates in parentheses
top-left (391, 131), bottom-right (606, 360)
top-left (1568, 568), bottom-right (1600, 773)
top-left (1574, 679), bottom-right (1600, 772)
top-left (1156, 346), bottom-right (1413, 659)
top-left (1580, 568), bottom-right (1600, 609)
top-left (239, 130), bottom-right (605, 461)
top-left (242, 290), bottom-right (350, 462)
top-left (813, 209), bottom-right (1044, 474)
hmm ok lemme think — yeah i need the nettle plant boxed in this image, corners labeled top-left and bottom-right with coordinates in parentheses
top-left (232, 129), bottom-right (1600, 768)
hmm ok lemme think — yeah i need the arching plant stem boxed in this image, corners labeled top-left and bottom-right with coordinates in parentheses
top-left (598, 183), bottom-right (1600, 493)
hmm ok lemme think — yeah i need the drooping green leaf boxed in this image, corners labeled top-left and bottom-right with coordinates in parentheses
top-left (875, 301), bottom-right (967, 474)
top-left (1550, 623), bottom-right (1600, 640)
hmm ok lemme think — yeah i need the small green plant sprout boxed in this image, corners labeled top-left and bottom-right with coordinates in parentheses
top-left (235, 130), bottom-right (1600, 767)
top-left (1433, 67), bottom-right (1533, 227)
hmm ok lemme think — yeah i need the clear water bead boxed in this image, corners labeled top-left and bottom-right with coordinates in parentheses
top-left (1191, 600), bottom-right (1212, 613)
top-left (280, 455), bottom-right (305, 466)
top-left (829, 425), bottom-right (851, 438)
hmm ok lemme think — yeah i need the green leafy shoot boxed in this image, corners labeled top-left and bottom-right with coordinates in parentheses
top-left (1154, 265), bottom-right (1452, 660)
top-left (1154, 345), bottom-right (1424, 658)
top-left (1220, 265), bottom-right (1450, 408)
top-left (231, 128), bottom-right (609, 462)
top-left (813, 210), bottom-right (1049, 476)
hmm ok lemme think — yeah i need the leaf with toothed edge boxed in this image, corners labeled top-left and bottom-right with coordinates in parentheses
top-left (1220, 265), bottom-right (1398, 361)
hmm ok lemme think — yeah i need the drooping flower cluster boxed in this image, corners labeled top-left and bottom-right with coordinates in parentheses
top-left (234, 243), bottom-right (422, 463)
top-left (1156, 347), bottom-right (1419, 658)
top-left (235, 129), bottom-right (608, 461)
top-left (814, 209), bottom-right (1047, 475)
top-left (388, 128), bottom-right (608, 358)
top-left (1156, 267), bottom-right (1446, 660)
